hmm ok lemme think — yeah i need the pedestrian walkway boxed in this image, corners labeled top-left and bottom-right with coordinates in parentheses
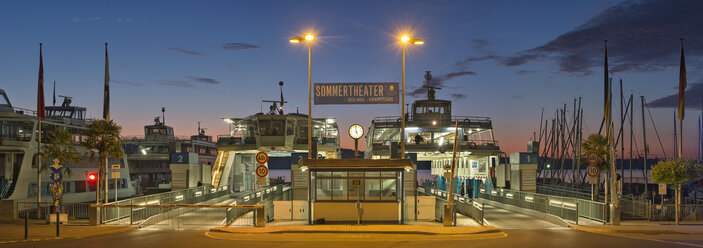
top-left (0, 220), bottom-right (135, 244)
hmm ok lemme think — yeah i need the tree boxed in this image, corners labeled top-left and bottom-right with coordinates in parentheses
top-left (42, 127), bottom-right (83, 176)
top-left (582, 134), bottom-right (609, 202)
top-left (651, 158), bottom-right (703, 225)
top-left (42, 127), bottom-right (83, 208)
top-left (82, 119), bottom-right (124, 203)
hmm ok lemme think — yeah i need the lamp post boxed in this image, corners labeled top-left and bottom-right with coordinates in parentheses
top-left (290, 35), bottom-right (315, 159)
top-left (400, 36), bottom-right (423, 158)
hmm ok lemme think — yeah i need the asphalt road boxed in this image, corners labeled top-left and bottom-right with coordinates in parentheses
top-left (6, 200), bottom-right (701, 248)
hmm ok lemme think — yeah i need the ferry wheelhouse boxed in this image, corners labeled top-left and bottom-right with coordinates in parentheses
top-left (121, 113), bottom-right (217, 192)
top-left (365, 71), bottom-right (502, 194)
top-left (216, 98), bottom-right (340, 195)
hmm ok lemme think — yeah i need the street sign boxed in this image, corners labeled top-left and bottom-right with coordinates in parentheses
top-left (256, 165), bottom-right (269, 177)
top-left (112, 171), bottom-right (121, 179)
top-left (257, 177), bottom-right (266, 185)
top-left (255, 152), bottom-right (269, 164)
top-left (586, 165), bottom-right (599, 177)
top-left (588, 176), bottom-right (598, 184)
top-left (586, 152), bottom-right (599, 164)
top-left (111, 164), bottom-right (121, 170)
top-left (659, 184), bottom-right (667, 195)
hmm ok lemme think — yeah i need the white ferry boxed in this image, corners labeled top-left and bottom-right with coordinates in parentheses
top-left (0, 89), bottom-right (136, 203)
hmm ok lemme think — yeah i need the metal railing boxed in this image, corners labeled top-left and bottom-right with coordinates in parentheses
top-left (538, 184), bottom-right (651, 220)
top-left (419, 187), bottom-right (484, 225)
top-left (650, 204), bottom-right (703, 221)
top-left (98, 185), bottom-right (283, 227)
top-left (16, 202), bottom-right (91, 221)
top-left (101, 184), bottom-right (231, 224)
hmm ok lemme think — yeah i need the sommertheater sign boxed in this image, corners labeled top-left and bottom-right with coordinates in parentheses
top-left (314, 82), bottom-right (399, 105)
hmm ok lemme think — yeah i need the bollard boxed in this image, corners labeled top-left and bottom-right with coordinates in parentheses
top-left (24, 214), bottom-right (28, 239)
top-left (254, 206), bottom-right (265, 227)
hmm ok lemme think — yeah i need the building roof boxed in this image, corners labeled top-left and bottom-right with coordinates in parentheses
top-left (299, 158), bottom-right (415, 170)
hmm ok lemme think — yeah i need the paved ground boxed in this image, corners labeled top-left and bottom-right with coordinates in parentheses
top-left (4, 192), bottom-right (703, 247)
top-left (0, 220), bottom-right (135, 245)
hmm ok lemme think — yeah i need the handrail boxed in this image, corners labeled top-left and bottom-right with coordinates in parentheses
top-left (93, 203), bottom-right (263, 208)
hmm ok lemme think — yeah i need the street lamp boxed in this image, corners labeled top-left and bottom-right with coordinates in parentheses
top-left (400, 35), bottom-right (423, 158)
top-left (290, 34), bottom-right (315, 159)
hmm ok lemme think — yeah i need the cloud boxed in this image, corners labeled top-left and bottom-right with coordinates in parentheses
top-left (167, 48), bottom-right (206, 56)
top-left (153, 80), bottom-right (194, 88)
top-left (648, 81), bottom-right (703, 110)
top-left (451, 94), bottom-right (467, 99)
top-left (116, 17), bottom-right (131, 23)
top-left (114, 76), bottom-right (220, 88)
top-left (459, 0), bottom-right (702, 74)
top-left (511, 95), bottom-right (523, 100)
top-left (222, 42), bottom-right (261, 50)
top-left (187, 76), bottom-right (219, 85)
top-left (515, 70), bottom-right (536, 75)
top-left (408, 70), bottom-right (476, 98)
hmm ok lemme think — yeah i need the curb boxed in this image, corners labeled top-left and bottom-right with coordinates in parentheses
top-left (0, 225), bottom-right (137, 244)
top-left (571, 225), bottom-right (703, 235)
top-left (209, 226), bottom-right (502, 235)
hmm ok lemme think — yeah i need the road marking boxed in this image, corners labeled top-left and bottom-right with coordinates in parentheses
top-left (204, 231), bottom-right (508, 242)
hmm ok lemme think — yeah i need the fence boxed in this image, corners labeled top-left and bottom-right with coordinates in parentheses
top-left (477, 188), bottom-right (581, 224)
top-left (100, 184), bottom-right (230, 224)
top-left (650, 204), bottom-right (703, 221)
top-left (98, 185), bottom-right (283, 228)
top-left (419, 187), bottom-right (484, 225)
top-left (539, 184), bottom-right (652, 220)
top-left (16, 202), bottom-right (91, 221)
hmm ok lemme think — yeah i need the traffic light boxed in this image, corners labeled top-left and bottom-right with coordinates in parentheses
top-left (87, 173), bottom-right (97, 182)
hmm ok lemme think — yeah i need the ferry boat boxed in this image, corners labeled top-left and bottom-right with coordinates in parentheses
top-left (120, 111), bottom-right (217, 193)
top-left (0, 89), bottom-right (136, 203)
top-left (365, 71), bottom-right (502, 194)
top-left (216, 82), bottom-right (340, 197)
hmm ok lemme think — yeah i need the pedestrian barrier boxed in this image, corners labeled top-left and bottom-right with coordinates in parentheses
top-left (420, 187), bottom-right (484, 225)
top-left (16, 202), bottom-right (91, 221)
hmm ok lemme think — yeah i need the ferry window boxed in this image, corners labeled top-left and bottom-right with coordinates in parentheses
top-left (88, 180), bottom-right (97, 192)
top-left (0, 120), bottom-right (34, 142)
top-left (75, 181), bottom-right (86, 192)
top-left (316, 178), bottom-right (332, 200)
top-left (0, 94), bottom-right (8, 105)
top-left (415, 106), bottom-right (424, 114)
top-left (63, 182), bottom-right (72, 193)
top-left (286, 120), bottom-right (295, 136)
top-left (259, 120), bottom-right (284, 136)
top-left (438, 107), bottom-right (444, 114)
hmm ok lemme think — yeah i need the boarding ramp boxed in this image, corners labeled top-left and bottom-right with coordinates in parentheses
top-left (96, 185), bottom-right (285, 229)
top-left (418, 187), bottom-right (484, 226)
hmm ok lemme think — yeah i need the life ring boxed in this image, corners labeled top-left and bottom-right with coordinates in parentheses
top-left (468, 142), bottom-right (477, 149)
top-left (463, 118), bottom-right (470, 123)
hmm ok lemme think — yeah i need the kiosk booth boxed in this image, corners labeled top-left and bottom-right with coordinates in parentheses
top-left (299, 159), bottom-right (416, 224)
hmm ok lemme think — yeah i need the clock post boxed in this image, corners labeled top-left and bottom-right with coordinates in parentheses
top-left (349, 124), bottom-right (364, 159)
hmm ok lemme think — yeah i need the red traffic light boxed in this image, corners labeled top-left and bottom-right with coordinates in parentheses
top-left (88, 173), bottom-right (97, 182)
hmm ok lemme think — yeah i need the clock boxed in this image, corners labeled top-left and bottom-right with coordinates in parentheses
top-left (348, 124), bottom-right (364, 140)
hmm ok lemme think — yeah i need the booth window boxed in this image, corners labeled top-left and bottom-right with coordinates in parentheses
top-left (314, 170), bottom-right (398, 202)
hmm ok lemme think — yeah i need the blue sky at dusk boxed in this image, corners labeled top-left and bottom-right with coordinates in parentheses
top-left (1, 0), bottom-right (702, 158)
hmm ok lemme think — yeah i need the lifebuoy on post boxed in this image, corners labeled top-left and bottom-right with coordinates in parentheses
top-left (468, 142), bottom-right (477, 149)
top-left (463, 118), bottom-right (470, 123)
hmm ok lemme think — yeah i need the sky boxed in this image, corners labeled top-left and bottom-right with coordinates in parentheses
top-left (1, 0), bottom-right (702, 159)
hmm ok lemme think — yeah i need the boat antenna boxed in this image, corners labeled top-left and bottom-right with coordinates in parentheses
top-left (423, 71), bottom-right (440, 100)
top-left (162, 107), bottom-right (165, 125)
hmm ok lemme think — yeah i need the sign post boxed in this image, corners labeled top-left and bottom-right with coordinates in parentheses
top-left (111, 164), bottom-right (120, 202)
top-left (255, 152), bottom-right (269, 187)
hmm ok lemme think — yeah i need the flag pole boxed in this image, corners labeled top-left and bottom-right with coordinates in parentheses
top-left (37, 43), bottom-right (45, 213)
top-left (104, 42), bottom-right (110, 203)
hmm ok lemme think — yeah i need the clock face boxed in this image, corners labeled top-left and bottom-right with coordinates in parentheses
top-left (349, 124), bottom-right (364, 139)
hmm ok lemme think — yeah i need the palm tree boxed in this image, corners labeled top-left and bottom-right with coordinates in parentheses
top-left (82, 119), bottom-right (124, 203)
top-left (582, 133), bottom-right (609, 202)
top-left (42, 127), bottom-right (83, 206)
